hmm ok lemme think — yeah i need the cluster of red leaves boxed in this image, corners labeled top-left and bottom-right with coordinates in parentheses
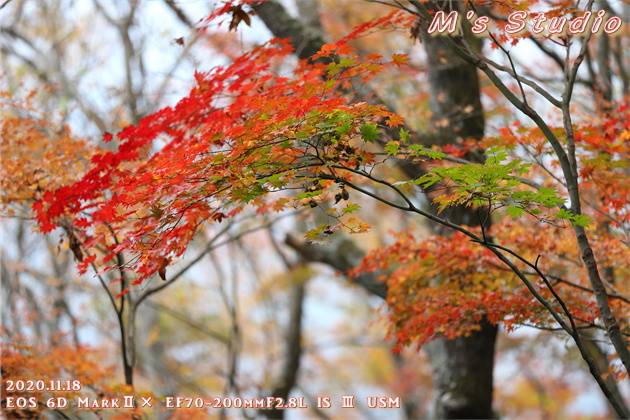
top-left (350, 215), bottom-right (624, 352)
top-left (576, 103), bottom-right (630, 217)
top-left (351, 228), bottom-right (537, 351)
top-left (31, 11), bottom-right (412, 292)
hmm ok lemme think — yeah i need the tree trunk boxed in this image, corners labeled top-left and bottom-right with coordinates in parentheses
top-left (424, 322), bottom-right (497, 419)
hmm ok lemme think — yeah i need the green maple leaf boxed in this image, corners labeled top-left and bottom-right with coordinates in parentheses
top-left (360, 123), bottom-right (380, 143)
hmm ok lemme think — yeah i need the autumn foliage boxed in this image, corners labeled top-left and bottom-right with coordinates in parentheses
top-left (2, 0), bottom-right (629, 416)
top-left (1, 335), bottom-right (135, 419)
top-left (1, 89), bottom-right (94, 216)
top-left (26, 3), bottom-right (629, 347)
top-left (350, 99), bottom-right (630, 352)
top-left (31, 30), bottom-right (413, 289)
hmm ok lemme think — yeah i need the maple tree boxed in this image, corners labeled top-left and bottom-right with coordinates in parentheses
top-left (2, 0), bottom-right (629, 418)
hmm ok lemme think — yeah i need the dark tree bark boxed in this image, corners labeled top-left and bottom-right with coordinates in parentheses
top-left (424, 321), bottom-right (497, 419)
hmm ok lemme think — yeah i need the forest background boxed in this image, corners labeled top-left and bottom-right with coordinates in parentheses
top-left (1, 0), bottom-right (629, 419)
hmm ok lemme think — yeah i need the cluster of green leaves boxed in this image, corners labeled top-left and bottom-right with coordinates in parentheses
top-left (389, 145), bottom-right (592, 226)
